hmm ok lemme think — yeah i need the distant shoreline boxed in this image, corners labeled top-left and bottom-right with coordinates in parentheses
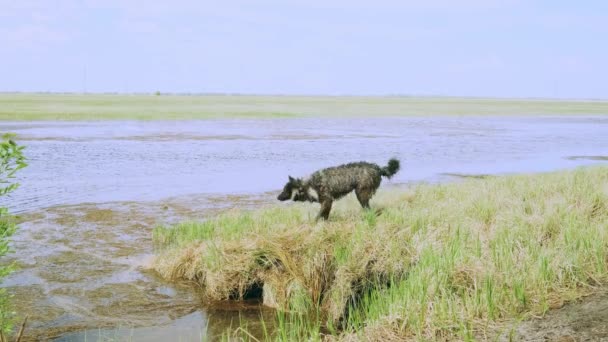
top-left (2, 91), bottom-right (607, 101)
top-left (1, 93), bottom-right (608, 120)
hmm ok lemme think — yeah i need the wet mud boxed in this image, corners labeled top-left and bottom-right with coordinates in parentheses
top-left (440, 172), bottom-right (492, 179)
top-left (566, 155), bottom-right (608, 161)
top-left (498, 291), bottom-right (608, 341)
top-left (3, 193), bottom-right (275, 341)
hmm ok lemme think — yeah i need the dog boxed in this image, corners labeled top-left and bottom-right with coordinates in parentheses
top-left (277, 158), bottom-right (400, 220)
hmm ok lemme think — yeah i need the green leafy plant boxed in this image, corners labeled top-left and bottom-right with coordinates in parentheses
top-left (0, 134), bottom-right (27, 334)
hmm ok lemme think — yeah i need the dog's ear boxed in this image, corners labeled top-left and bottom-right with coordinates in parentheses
top-left (288, 176), bottom-right (295, 183)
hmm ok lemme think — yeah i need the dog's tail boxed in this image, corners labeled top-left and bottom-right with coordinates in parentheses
top-left (381, 158), bottom-right (400, 179)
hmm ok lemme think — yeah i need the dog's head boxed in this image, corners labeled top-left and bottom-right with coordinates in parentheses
top-left (278, 176), bottom-right (318, 202)
top-left (277, 176), bottom-right (304, 201)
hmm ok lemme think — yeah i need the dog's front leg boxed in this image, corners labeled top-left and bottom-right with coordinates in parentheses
top-left (317, 199), bottom-right (333, 221)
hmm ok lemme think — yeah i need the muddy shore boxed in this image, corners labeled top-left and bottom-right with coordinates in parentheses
top-left (5, 193), bottom-right (274, 341)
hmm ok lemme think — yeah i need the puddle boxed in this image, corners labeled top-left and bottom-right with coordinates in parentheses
top-left (56, 302), bottom-right (274, 342)
top-left (55, 311), bottom-right (208, 342)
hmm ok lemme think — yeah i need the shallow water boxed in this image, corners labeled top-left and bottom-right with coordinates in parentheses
top-left (56, 301), bottom-right (274, 342)
top-left (4, 116), bottom-right (608, 213)
top-left (3, 195), bottom-right (274, 341)
top-left (1, 116), bottom-right (608, 341)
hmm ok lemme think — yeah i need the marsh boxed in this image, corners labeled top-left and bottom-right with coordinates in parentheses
top-left (2, 105), bottom-right (608, 340)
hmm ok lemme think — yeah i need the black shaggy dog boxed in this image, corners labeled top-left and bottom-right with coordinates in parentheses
top-left (277, 159), bottom-right (400, 220)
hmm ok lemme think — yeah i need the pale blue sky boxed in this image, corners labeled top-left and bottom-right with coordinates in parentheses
top-left (1, 1), bottom-right (606, 98)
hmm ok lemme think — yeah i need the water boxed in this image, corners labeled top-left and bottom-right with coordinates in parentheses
top-left (4, 116), bottom-right (608, 213)
top-left (1, 116), bottom-right (608, 341)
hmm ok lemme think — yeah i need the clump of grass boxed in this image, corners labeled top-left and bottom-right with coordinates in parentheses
top-left (153, 167), bottom-right (608, 340)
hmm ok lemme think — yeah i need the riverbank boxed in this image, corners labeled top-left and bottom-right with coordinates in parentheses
top-left (153, 166), bottom-right (608, 340)
top-left (2, 94), bottom-right (608, 120)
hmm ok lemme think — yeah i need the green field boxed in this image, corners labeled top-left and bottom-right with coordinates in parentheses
top-left (1, 93), bottom-right (608, 120)
top-left (153, 167), bottom-right (608, 340)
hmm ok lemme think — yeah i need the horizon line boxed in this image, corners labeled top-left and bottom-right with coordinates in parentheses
top-left (1, 91), bottom-right (607, 102)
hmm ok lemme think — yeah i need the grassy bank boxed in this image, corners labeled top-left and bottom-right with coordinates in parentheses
top-left (2, 93), bottom-right (608, 120)
top-left (153, 167), bottom-right (608, 340)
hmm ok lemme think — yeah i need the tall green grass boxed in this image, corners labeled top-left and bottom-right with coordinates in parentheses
top-left (154, 167), bottom-right (608, 340)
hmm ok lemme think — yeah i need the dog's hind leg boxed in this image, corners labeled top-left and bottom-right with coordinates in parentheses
top-left (355, 188), bottom-right (372, 209)
top-left (317, 199), bottom-right (333, 220)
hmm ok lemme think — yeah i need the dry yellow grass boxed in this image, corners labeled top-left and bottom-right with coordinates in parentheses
top-left (153, 166), bottom-right (608, 340)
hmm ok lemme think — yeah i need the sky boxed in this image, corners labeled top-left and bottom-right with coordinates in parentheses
top-left (0, 0), bottom-right (607, 98)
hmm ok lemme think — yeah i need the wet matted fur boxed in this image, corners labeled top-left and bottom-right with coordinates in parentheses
top-left (277, 159), bottom-right (400, 220)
